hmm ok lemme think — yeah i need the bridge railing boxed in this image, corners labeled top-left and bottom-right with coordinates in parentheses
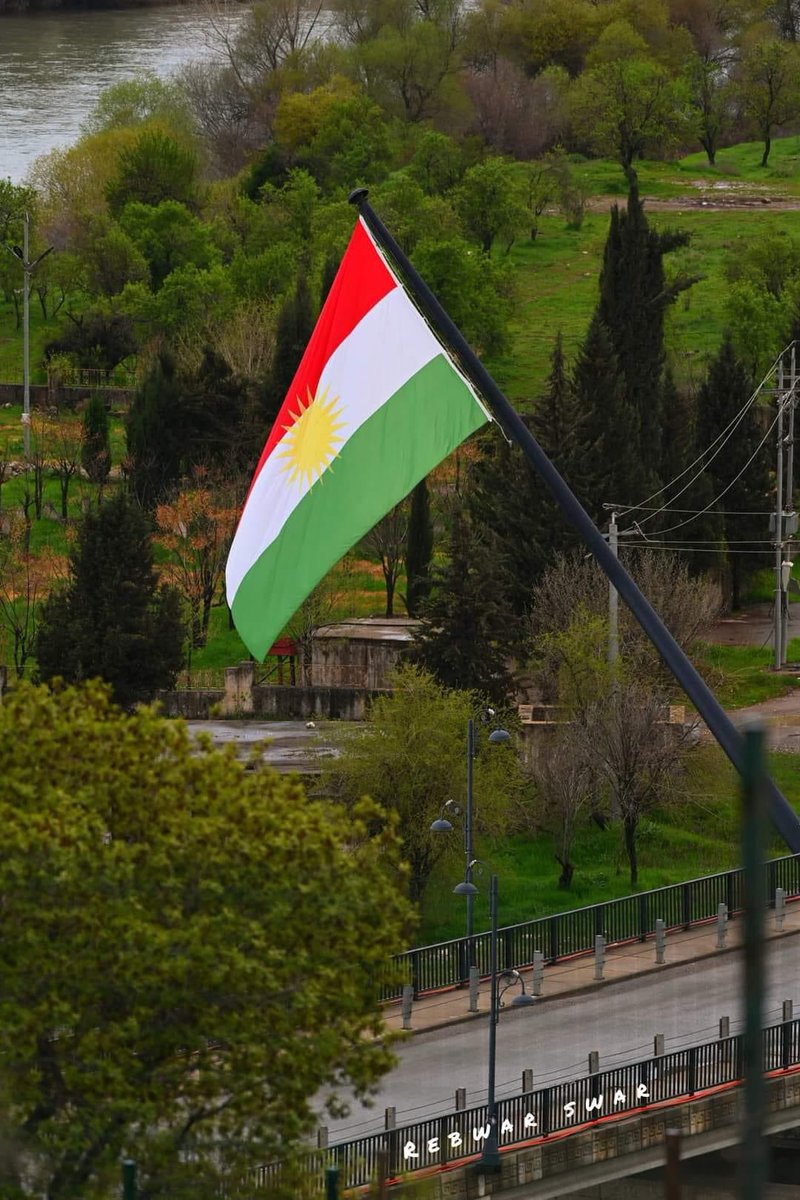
top-left (257, 1014), bottom-right (800, 1190)
top-left (386, 853), bottom-right (800, 1000)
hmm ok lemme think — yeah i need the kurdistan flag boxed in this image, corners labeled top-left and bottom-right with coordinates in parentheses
top-left (226, 216), bottom-right (490, 660)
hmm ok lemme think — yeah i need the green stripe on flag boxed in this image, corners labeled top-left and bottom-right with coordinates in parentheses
top-left (232, 355), bottom-right (486, 660)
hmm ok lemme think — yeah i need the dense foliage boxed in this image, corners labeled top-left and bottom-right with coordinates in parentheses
top-left (0, 681), bottom-right (413, 1199)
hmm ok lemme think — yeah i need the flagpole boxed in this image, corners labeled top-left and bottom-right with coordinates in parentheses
top-left (349, 188), bottom-right (800, 854)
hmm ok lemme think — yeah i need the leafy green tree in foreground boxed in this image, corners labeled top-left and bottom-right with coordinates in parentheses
top-left (35, 492), bottom-right (184, 708)
top-left (0, 682), bottom-right (413, 1200)
top-left (324, 664), bottom-right (528, 902)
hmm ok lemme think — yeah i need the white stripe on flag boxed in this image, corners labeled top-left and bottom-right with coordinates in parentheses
top-left (227, 286), bottom-right (448, 601)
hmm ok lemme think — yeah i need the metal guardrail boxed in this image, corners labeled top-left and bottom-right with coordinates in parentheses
top-left (386, 854), bottom-right (800, 1000)
top-left (258, 1015), bottom-right (800, 1190)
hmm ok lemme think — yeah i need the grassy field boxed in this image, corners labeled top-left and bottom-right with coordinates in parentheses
top-left (417, 741), bottom-right (800, 943)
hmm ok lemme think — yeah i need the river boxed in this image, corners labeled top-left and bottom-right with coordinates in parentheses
top-left (0, 4), bottom-right (238, 183)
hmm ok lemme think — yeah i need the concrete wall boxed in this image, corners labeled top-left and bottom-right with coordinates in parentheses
top-left (156, 689), bottom-right (224, 719)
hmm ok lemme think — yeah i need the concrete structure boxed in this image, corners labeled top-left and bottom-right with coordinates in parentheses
top-left (311, 617), bottom-right (419, 689)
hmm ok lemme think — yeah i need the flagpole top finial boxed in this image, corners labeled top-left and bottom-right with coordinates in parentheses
top-left (349, 188), bottom-right (369, 207)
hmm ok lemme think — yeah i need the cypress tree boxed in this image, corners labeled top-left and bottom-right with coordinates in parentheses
top-left (597, 178), bottom-right (691, 489)
top-left (574, 313), bottom-right (647, 522)
top-left (35, 492), bottom-right (185, 709)
top-left (405, 479), bottom-right (433, 617)
top-left (696, 334), bottom-right (771, 608)
top-left (81, 393), bottom-right (111, 486)
top-left (125, 349), bottom-right (183, 508)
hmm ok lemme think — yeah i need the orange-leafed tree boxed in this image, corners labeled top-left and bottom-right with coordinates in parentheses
top-left (0, 512), bottom-right (65, 677)
top-left (156, 475), bottom-right (239, 649)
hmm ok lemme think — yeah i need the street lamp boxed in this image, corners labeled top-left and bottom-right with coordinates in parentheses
top-left (430, 718), bottom-right (510, 962)
top-left (3, 213), bottom-right (53, 459)
top-left (481, 873), bottom-right (535, 1171)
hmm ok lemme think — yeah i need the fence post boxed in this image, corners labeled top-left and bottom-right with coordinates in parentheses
top-left (726, 869), bottom-right (735, 919)
top-left (594, 934), bottom-right (605, 981)
top-left (775, 887), bottom-right (787, 931)
top-left (469, 965), bottom-right (480, 1013)
top-left (522, 1069), bottom-right (534, 1094)
top-left (384, 1107), bottom-right (396, 1131)
top-left (549, 916), bottom-right (559, 964)
top-left (682, 882), bottom-right (692, 930)
top-left (325, 1167), bottom-right (340, 1200)
top-left (720, 1015), bottom-right (730, 1039)
top-left (122, 1160), bottom-right (137, 1200)
top-left (654, 1033), bottom-right (665, 1058)
top-left (588, 1050), bottom-right (600, 1100)
top-left (655, 918), bottom-right (666, 964)
top-left (782, 1000), bottom-right (793, 1069)
top-left (688, 1045), bottom-right (697, 1095)
top-left (532, 949), bottom-right (544, 997)
top-left (716, 902), bottom-right (728, 949)
top-left (402, 984), bottom-right (413, 1030)
top-left (411, 949), bottom-right (421, 999)
top-left (455, 1087), bottom-right (467, 1111)
top-left (317, 1127), bottom-right (329, 1149)
top-left (638, 893), bottom-right (648, 941)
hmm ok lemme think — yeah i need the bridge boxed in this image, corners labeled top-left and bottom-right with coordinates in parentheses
top-left (267, 1018), bottom-right (800, 1197)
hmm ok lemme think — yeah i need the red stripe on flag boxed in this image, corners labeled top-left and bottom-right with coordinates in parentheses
top-left (250, 218), bottom-right (396, 486)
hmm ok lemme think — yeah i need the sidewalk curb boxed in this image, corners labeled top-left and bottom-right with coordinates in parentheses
top-left (392, 925), bottom-right (800, 1039)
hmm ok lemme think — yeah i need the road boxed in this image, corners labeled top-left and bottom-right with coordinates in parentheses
top-left (321, 936), bottom-right (800, 1142)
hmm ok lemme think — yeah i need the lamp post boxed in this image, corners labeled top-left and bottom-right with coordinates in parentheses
top-left (430, 718), bottom-right (510, 973)
top-left (481, 873), bottom-right (535, 1171)
top-left (3, 213), bottom-right (53, 459)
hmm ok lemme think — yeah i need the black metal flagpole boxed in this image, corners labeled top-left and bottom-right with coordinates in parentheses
top-left (349, 187), bottom-right (800, 854)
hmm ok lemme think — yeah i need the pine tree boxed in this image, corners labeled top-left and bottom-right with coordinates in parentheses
top-left (81, 393), bottom-right (111, 486)
top-left (405, 479), bottom-right (433, 617)
top-left (261, 274), bottom-right (314, 428)
top-left (410, 506), bottom-right (517, 704)
top-left (35, 492), bottom-right (185, 709)
top-left (696, 334), bottom-right (771, 608)
top-left (659, 369), bottom-right (725, 569)
top-left (597, 178), bottom-right (691, 489)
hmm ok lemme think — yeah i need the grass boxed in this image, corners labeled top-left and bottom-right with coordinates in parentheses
top-left (417, 742), bottom-right (800, 944)
top-left (694, 640), bottom-right (800, 708)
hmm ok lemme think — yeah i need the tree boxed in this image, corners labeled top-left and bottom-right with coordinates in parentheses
top-left (411, 506), bottom-right (517, 704)
top-left (35, 492), bottom-right (185, 709)
top-left (410, 236), bottom-right (512, 355)
top-left (105, 129), bottom-right (200, 215)
top-left (0, 514), bottom-right (61, 678)
top-left (577, 680), bottom-right (688, 886)
top-left (739, 37), bottom-right (800, 166)
top-left (323, 663), bottom-right (526, 901)
top-left (261, 273), bottom-right (314, 427)
top-left (527, 726), bottom-right (594, 889)
top-left (573, 313), bottom-right (647, 521)
top-left (685, 52), bottom-right (732, 165)
top-left (695, 333), bottom-right (771, 608)
top-left (156, 478), bottom-right (239, 650)
top-left (569, 54), bottom-right (688, 177)
top-left (363, 502), bottom-right (408, 617)
top-left (81, 393), bottom-right (112, 487)
top-left (455, 157), bottom-right (528, 253)
top-left (404, 478), bottom-right (433, 617)
top-left (596, 179), bottom-right (693, 490)
top-left (125, 348), bottom-right (185, 508)
top-left (0, 679), bottom-right (412, 1199)
top-left (49, 415), bottom-right (83, 519)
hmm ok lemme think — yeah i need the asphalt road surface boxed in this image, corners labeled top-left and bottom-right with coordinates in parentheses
top-left (320, 936), bottom-right (800, 1142)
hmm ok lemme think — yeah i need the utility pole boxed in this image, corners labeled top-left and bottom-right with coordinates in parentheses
top-left (782, 345), bottom-right (797, 665)
top-left (608, 511), bottom-right (619, 665)
top-left (774, 357), bottom-right (785, 670)
top-left (3, 212), bottom-right (53, 459)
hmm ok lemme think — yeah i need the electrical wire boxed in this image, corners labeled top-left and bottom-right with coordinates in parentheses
top-left (608, 341), bottom-right (797, 532)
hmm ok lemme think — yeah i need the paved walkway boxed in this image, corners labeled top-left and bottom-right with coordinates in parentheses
top-left (382, 899), bottom-right (800, 1036)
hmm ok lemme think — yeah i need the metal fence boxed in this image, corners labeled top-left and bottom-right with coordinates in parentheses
top-left (386, 854), bottom-right (800, 1000)
top-left (257, 1015), bottom-right (800, 1191)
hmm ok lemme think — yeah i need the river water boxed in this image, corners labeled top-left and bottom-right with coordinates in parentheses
top-left (0, 4), bottom-right (235, 182)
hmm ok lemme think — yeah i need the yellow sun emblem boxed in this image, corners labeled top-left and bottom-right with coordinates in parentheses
top-left (278, 386), bottom-right (346, 489)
